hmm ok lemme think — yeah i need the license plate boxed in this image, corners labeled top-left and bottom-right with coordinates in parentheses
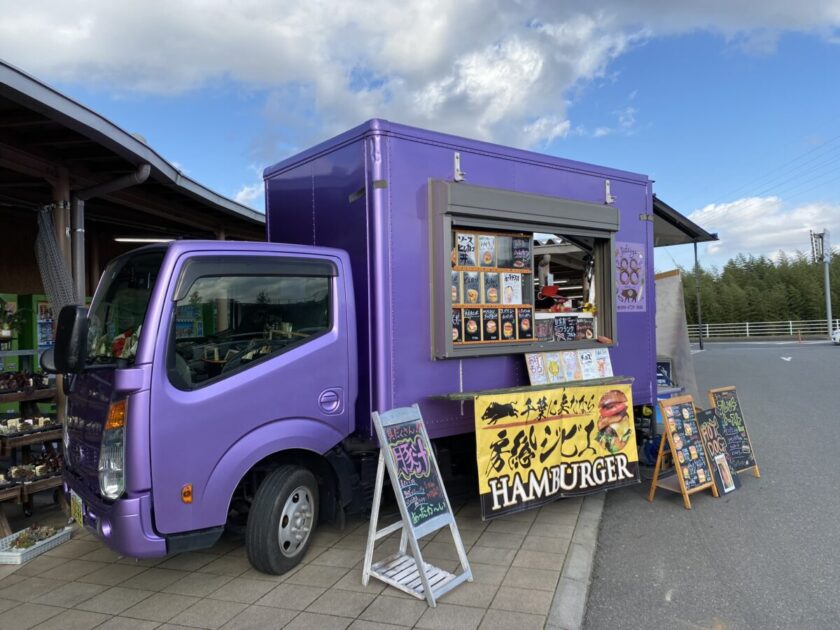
top-left (70, 491), bottom-right (84, 525)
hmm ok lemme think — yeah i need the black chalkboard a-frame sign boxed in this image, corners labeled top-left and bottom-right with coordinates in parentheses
top-left (648, 395), bottom-right (718, 510)
top-left (363, 405), bottom-right (472, 607)
top-left (708, 387), bottom-right (761, 478)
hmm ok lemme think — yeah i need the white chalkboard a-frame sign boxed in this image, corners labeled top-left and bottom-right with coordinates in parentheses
top-left (362, 404), bottom-right (473, 606)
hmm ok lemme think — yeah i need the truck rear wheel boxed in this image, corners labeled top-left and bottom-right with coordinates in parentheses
top-left (246, 465), bottom-right (318, 575)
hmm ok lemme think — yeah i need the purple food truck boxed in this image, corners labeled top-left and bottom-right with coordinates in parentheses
top-left (48, 120), bottom-right (656, 574)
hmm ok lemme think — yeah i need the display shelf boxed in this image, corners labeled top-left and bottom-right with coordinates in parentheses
top-left (21, 476), bottom-right (62, 500)
top-left (0, 428), bottom-right (62, 455)
top-left (0, 388), bottom-right (55, 404)
top-left (0, 350), bottom-right (37, 358)
top-left (0, 486), bottom-right (21, 503)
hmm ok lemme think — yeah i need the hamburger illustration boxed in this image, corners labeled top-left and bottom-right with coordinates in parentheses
top-left (487, 287), bottom-right (499, 302)
top-left (467, 288), bottom-right (479, 303)
top-left (595, 389), bottom-right (632, 453)
top-left (485, 320), bottom-right (497, 334)
top-left (483, 250), bottom-right (493, 265)
top-left (502, 322), bottom-right (514, 338)
top-left (466, 319), bottom-right (478, 334)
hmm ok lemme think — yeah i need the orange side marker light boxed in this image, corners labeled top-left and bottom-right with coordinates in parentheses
top-left (181, 484), bottom-right (193, 504)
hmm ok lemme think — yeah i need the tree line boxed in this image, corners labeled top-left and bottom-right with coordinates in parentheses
top-left (680, 252), bottom-right (838, 324)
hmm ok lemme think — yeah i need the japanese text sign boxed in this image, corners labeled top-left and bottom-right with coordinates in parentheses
top-left (384, 420), bottom-right (448, 527)
top-left (474, 383), bottom-right (639, 519)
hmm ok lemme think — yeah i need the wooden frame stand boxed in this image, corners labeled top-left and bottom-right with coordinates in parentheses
top-left (362, 405), bottom-right (472, 607)
top-left (648, 395), bottom-right (717, 509)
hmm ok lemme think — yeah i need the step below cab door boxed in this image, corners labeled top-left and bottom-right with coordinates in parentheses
top-left (149, 251), bottom-right (352, 535)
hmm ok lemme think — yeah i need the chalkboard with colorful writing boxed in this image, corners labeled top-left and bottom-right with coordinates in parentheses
top-left (382, 418), bottom-right (449, 528)
top-left (708, 387), bottom-right (760, 476)
top-left (697, 409), bottom-right (741, 495)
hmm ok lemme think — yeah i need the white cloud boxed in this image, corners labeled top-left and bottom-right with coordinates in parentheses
top-left (1, 1), bottom-right (838, 154)
top-left (234, 183), bottom-right (262, 207)
top-left (689, 196), bottom-right (840, 259)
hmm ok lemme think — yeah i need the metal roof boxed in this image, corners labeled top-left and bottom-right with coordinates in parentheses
top-left (652, 195), bottom-right (718, 247)
top-left (0, 59), bottom-right (264, 237)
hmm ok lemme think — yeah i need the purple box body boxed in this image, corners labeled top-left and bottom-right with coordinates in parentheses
top-left (65, 119), bottom-right (655, 558)
top-left (264, 119), bottom-right (655, 437)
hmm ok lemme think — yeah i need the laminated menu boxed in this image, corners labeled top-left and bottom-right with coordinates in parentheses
top-left (478, 235), bottom-right (496, 268)
top-left (525, 353), bottom-right (548, 385)
top-left (499, 308), bottom-right (517, 341)
top-left (451, 271), bottom-right (461, 304)
top-left (512, 236), bottom-right (531, 269)
top-left (482, 273), bottom-right (500, 304)
top-left (562, 350), bottom-right (582, 381)
top-left (554, 316), bottom-right (577, 341)
top-left (501, 273), bottom-right (522, 305)
top-left (463, 272), bottom-right (480, 304)
top-left (452, 309), bottom-right (463, 343)
top-left (517, 308), bottom-right (533, 339)
top-left (463, 308), bottom-right (481, 342)
top-left (578, 349), bottom-right (599, 380)
top-left (593, 348), bottom-right (613, 377)
top-left (495, 236), bottom-right (513, 269)
top-left (661, 399), bottom-right (711, 491)
top-left (482, 308), bottom-right (500, 342)
top-left (543, 352), bottom-right (565, 384)
top-left (457, 233), bottom-right (477, 266)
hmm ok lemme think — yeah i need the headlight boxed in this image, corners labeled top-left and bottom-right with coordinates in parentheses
top-left (99, 400), bottom-right (127, 499)
top-left (98, 427), bottom-right (125, 499)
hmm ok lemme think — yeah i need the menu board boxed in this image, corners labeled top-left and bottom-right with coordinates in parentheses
top-left (463, 308), bottom-right (481, 342)
top-left (517, 308), bottom-right (533, 339)
top-left (478, 235), bottom-right (496, 267)
top-left (482, 272), bottom-right (500, 304)
top-left (463, 272), bottom-right (480, 305)
top-left (535, 318), bottom-right (553, 341)
top-left (543, 352), bottom-right (564, 383)
top-left (708, 387), bottom-right (758, 473)
top-left (499, 308), bottom-right (517, 341)
top-left (482, 308), bottom-right (500, 341)
top-left (524, 348), bottom-right (614, 385)
top-left (451, 309), bottom-right (462, 343)
top-left (661, 399), bottom-right (711, 491)
top-left (697, 409), bottom-right (741, 494)
top-left (554, 316), bottom-right (577, 341)
top-left (578, 349), bottom-right (599, 380)
top-left (383, 419), bottom-right (448, 527)
top-left (562, 350), bottom-right (582, 381)
top-left (450, 229), bottom-right (533, 347)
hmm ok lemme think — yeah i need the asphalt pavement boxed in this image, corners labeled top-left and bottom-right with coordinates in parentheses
top-left (584, 341), bottom-right (840, 630)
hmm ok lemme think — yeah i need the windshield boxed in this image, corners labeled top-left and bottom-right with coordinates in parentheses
top-left (87, 249), bottom-right (166, 364)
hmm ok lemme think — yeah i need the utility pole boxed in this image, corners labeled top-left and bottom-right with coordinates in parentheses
top-left (693, 240), bottom-right (704, 350)
top-left (811, 230), bottom-right (833, 337)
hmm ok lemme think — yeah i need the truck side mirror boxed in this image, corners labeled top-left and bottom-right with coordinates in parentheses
top-left (54, 305), bottom-right (89, 373)
top-left (39, 348), bottom-right (57, 374)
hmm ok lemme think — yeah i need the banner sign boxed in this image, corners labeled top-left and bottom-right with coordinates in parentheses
top-left (615, 242), bottom-right (646, 312)
top-left (474, 383), bottom-right (640, 519)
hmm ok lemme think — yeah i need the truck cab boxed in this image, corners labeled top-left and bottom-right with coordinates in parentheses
top-left (58, 240), bottom-right (357, 574)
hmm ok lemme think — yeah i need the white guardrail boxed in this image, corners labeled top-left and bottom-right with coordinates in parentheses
top-left (687, 319), bottom-right (840, 340)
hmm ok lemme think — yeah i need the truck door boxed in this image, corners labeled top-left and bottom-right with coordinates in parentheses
top-left (148, 252), bottom-right (351, 534)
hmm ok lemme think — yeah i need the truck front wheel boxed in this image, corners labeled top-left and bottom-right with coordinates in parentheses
top-left (246, 465), bottom-right (318, 574)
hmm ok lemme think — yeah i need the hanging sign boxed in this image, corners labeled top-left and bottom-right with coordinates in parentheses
top-left (474, 383), bottom-right (639, 520)
top-left (707, 387), bottom-right (760, 477)
top-left (615, 242), bottom-right (645, 312)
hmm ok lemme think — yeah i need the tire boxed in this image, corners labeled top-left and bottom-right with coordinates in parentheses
top-left (246, 465), bottom-right (318, 575)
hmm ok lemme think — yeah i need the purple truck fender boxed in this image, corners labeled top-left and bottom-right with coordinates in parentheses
top-left (201, 418), bottom-right (347, 525)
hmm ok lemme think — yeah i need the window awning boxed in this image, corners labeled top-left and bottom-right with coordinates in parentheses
top-left (653, 195), bottom-right (717, 247)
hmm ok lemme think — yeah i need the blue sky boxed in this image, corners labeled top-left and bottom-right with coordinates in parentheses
top-left (2, 1), bottom-right (839, 271)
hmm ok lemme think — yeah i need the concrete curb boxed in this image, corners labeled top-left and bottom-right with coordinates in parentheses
top-left (545, 492), bottom-right (604, 630)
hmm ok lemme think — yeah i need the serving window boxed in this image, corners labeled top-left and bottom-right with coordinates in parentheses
top-left (430, 180), bottom-right (619, 359)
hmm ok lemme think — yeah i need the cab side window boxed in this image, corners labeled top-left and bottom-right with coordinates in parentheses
top-left (169, 271), bottom-right (331, 390)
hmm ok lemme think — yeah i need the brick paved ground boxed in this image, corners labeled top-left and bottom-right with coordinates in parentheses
top-left (0, 494), bottom-right (586, 629)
